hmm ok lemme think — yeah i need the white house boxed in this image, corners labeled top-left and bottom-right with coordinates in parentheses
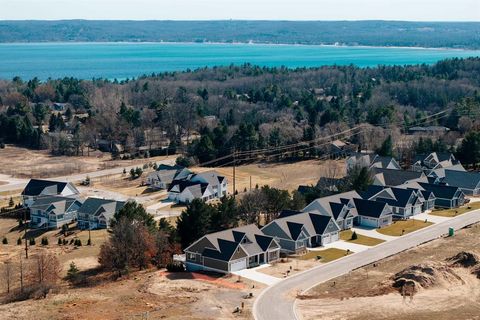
top-left (21, 179), bottom-right (80, 208)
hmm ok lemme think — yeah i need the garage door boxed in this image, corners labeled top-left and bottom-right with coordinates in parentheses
top-left (230, 259), bottom-right (247, 272)
top-left (360, 217), bottom-right (378, 228)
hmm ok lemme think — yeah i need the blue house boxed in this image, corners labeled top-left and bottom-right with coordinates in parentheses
top-left (29, 196), bottom-right (83, 229)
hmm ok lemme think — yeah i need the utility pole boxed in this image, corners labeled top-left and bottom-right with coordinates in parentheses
top-left (233, 150), bottom-right (236, 198)
top-left (249, 175), bottom-right (252, 191)
top-left (23, 208), bottom-right (28, 259)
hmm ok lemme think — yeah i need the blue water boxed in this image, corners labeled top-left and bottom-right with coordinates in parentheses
top-left (0, 42), bottom-right (479, 80)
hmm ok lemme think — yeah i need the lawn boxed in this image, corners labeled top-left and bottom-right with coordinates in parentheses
top-left (340, 230), bottom-right (385, 246)
top-left (299, 248), bottom-right (351, 262)
top-left (377, 219), bottom-right (433, 237)
top-left (430, 201), bottom-right (480, 217)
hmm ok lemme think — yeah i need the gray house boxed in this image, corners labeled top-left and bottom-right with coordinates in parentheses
top-left (29, 196), bottom-right (83, 229)
top-left (262, 212), bottom-right (340, 254)
top-left (146, 165), bottom-right (191, 190)
top-left (418, 182), bottom-right (466, 209)
top-left (442, 169), bottom-right (480, 196)
top-left (372, 168), bottom-right (427, 187)
top-left (411, 152), bottom-right (461, 173)
top-left (347, 153), bottom-right (401, 171)
top-left (361, 185), bottom-right (425, 219)
top-left (302, 191), bottom-right (360, 230)
top-left (21, 179), bottom-right (80, 207)
top-left (184, 225), bottom-right (280, 273)
top-left (77, 198), bottom-right (126, 230)
top-left (353, 198), bottom-right (393, 228)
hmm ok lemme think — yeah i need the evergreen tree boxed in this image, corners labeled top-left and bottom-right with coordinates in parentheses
top-left (377, 135), bottom-right (394, 157)
top-left (176, 199), bottom-right (215, 249)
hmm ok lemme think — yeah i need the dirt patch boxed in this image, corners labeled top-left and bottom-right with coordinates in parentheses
top-left (298, 224), bottom-right (480, 320)
top-left (392, 263), bottom-right (463, 293)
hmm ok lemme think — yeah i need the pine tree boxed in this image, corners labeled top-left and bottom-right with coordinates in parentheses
top-left (351, 231), bottom-right (358, 240)
top-left (2, 237), bottom-right (8, 244)
top-left (17, 237), bottom-right (22, 245)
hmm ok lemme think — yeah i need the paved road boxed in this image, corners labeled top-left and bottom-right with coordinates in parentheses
top-left (253, 209), bottom-right (480, 320)
top-left (0, 157), bottom-right (176, 193)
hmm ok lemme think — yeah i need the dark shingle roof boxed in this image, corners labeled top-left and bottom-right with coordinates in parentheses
top-left (372, 168), bottom-right (424, 186)
top-left (443, 170), bottom-right (480, 190)
top-left (278, 210), bottom-right (303, 219)
top-left (22, 179), bottom-right (77, 196)
top-left (418, 182), bottom-right (461, 199)
top-left (353, 198), bottom-right (388, 218)
top-left (78, 198), bottom-right (125, 215)
top-left (309, 213), bottom-right (333, 234)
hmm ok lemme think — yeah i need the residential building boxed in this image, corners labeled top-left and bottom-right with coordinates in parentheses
top-left (21, 179), bottom-right (80, 207)
top-left (146, 165), bottom-right (191, 190)
top-left (418, 182), bottom-right (466, 209)
top-left (361, 185), bottom-right (425, 219)
top-left (441, 169), bottom-right (480, 196)
top-left (167, 170), bottom-right (228, 204)
top-left (346, 153), bottom-right (401, 171)
top-left (262, 212), bottom-right (340, 253)
top-left (77, 198), bottom-right (126, 230)
top-left (302, 191), bottom-right (360, 230)
top-left (29, 196), bottom-right (83, 229)
top-left (371, 168), bottom-right (427, 187)
top-left (411, 152), bottom-right (461, 173)
top-left (184, 225), bottom-right (280, 273)
top-left (353, 198), bottom-right (393, 228)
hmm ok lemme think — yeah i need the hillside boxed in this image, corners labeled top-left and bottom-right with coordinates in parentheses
top-left (0, 20), bottom-right (479, 48)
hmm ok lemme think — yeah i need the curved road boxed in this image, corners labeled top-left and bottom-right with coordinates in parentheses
top-left (253, 209), bottom-right (480, 320)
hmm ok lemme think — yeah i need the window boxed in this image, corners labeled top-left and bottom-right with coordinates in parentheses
top-left (187, 252), bottom-right (196, 261)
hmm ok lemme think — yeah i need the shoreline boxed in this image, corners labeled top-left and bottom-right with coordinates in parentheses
top-left (0, 41), bottom-right (478, 52)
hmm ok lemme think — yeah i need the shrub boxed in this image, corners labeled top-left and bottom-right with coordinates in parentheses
top-left (69, 239), bottom-right (75, 245)
top-left (29, 238), bottom-right (36, 245)
top-left (175, 156), bottom-right (192, 168)
top-left (166, 262), bottom-right (185, 272)
top-left (63, 239), bottom-right (68, 245)
top-left (74, 239), bottom-right (82, 246)
top-left (351, 231), bottom-right (358, 241)
top-left (2, 237), bottom-right (8, 244)
top-left (41, 237), bottom-right (49, 246)
top-left (8, 197), bottom-right (14, 207)
top-left (0, 142), bottom-right (5, 149)
top-left (58, 238), bottom-right (62, 245)
top-left (17, 237), bottom-right (22, 245)
top-left (87, 238), bottom-right (91, 246)
top-left (66, 262), bottom-right (80, 282)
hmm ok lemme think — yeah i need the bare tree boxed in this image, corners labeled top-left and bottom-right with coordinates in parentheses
top-left (2, 260), bottom-right (13, 294)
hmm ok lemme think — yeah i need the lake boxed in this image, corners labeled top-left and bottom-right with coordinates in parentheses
top-left (0, 42), bottom-right (479, 80)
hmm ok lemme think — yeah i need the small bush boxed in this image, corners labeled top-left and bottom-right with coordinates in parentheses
top-left (351, 231), bottom-right (358, 241)
top-left (74, 239), bottom-right (82, 246)
top-left (87, 238), bottom-right (91, 246)
top-left (67, 262), bottom-right (80, 282)
top-left (63, 239), bottom-right (68, 245)
top-left (69, 239), bottom-right (75, 245)
top-left (41, 237), bottom-right (49, 246)
top-left (166, 262), bottom-right (185, 272)
top-left (2, 237), bottom-right (8, 244)
top-left (29, 238), bottom-right (36, 245)
top-left (17, 237), bottom-right (22, 245)
top-left (58, 238), bottom-right (62, 245)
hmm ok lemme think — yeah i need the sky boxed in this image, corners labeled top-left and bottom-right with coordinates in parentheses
top-left (0, 0), bottom-right (478, 21)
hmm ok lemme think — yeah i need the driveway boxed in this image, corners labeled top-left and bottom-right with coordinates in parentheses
top-left (232, 265), bottom-right (282, 286)
top-left (351, 226), bottom-right (397, 241)
top-left (321, 240), bottom-right (370, 253)
top-left (253, 208), bottom-right (480, 320)
top-left (415, 211), bottom-right (451, 224)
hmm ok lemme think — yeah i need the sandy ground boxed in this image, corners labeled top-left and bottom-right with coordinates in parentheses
top-left (0, 145), bottom-right (172, 179)
top-left (193, 159), bottom-right (345, 194)
top-left (0, 269), bottom-right (263, 320)
top-left (298, 223), bottom-right (480, 320)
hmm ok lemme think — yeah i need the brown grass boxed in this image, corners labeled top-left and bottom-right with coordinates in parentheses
top-left (340, 230), bottom-right (385, 246)
top-left (377, 219), bottom-right (434, 237)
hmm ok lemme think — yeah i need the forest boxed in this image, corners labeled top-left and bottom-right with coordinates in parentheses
top-left (0, 20), bottom-right (479, 48)
top-left (0, 57), bottom-right (480, 166)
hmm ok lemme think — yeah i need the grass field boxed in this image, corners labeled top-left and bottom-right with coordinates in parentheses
top-left (430, 201), bottom-right (480, 217)
top-left (300, 248), bottom-right (352, 262)
top-left (340, 230), bottom-right (385, 246)
top-left (377, 219), bottom-right (433, 237)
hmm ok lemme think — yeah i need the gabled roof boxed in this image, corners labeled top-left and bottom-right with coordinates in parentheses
top-left (353, 198), bottom-right (390, 218)
top-left (168, 179), bottom-right (209, 195)
top-left (22, 179), bottom-right (79, 196)
top-left (372, 168), bottom-right (426, 187)
top-left (418, 182), bottom-right (462, 200)
top-left (303, 191), bottom-right (360, 220)
top-left (191, 171), bottom-right (226, 185)
top-left (443, 170), bottom-right (480, 190)
top-left (30, 195), bottom-right (82, 215)
top-left (278, 209), bottom-right (303, 219)
top-left (185, 224), bottom-right (278, 262)
top-left (78, 197), bottom-right (125, 216)
top-left (362, 185), bottom-right (419, 208)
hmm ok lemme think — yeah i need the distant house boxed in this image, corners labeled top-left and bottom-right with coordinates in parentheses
top-left (411, 152), bottom-right (461, 173)
top-left (29, 196), bottom-right (83, 229)
top-left (146, 165), bottom-right (191, 190)
top-left (21, 179), bottom-right (80, 207)
top-left (328, 140), bottom-right (357, 158)
top-left (77, 198), bottom-right (126, 230)
top-left (302, 191), bottom-right (360, 230)
top-left (418, 182), bottom-right (466, 209)
top-left (184, 225), bottom-right (280, 273)
top-left (262, 212), bottom-right (340, 253)
top-left (361, 185), bottom-right (425, 219)
top-left (346, 153), bottom-right (401, 171)
top-left (353, 198), bottom-right (393, 228)
top-left (371, 168), bottom-right (427, 187)
top-left (408, 126), bottom-right (450, 135)
top-left (441, 169), bottom-right (480, 196)
top-left (167, 170), bottom-right (228, 204)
